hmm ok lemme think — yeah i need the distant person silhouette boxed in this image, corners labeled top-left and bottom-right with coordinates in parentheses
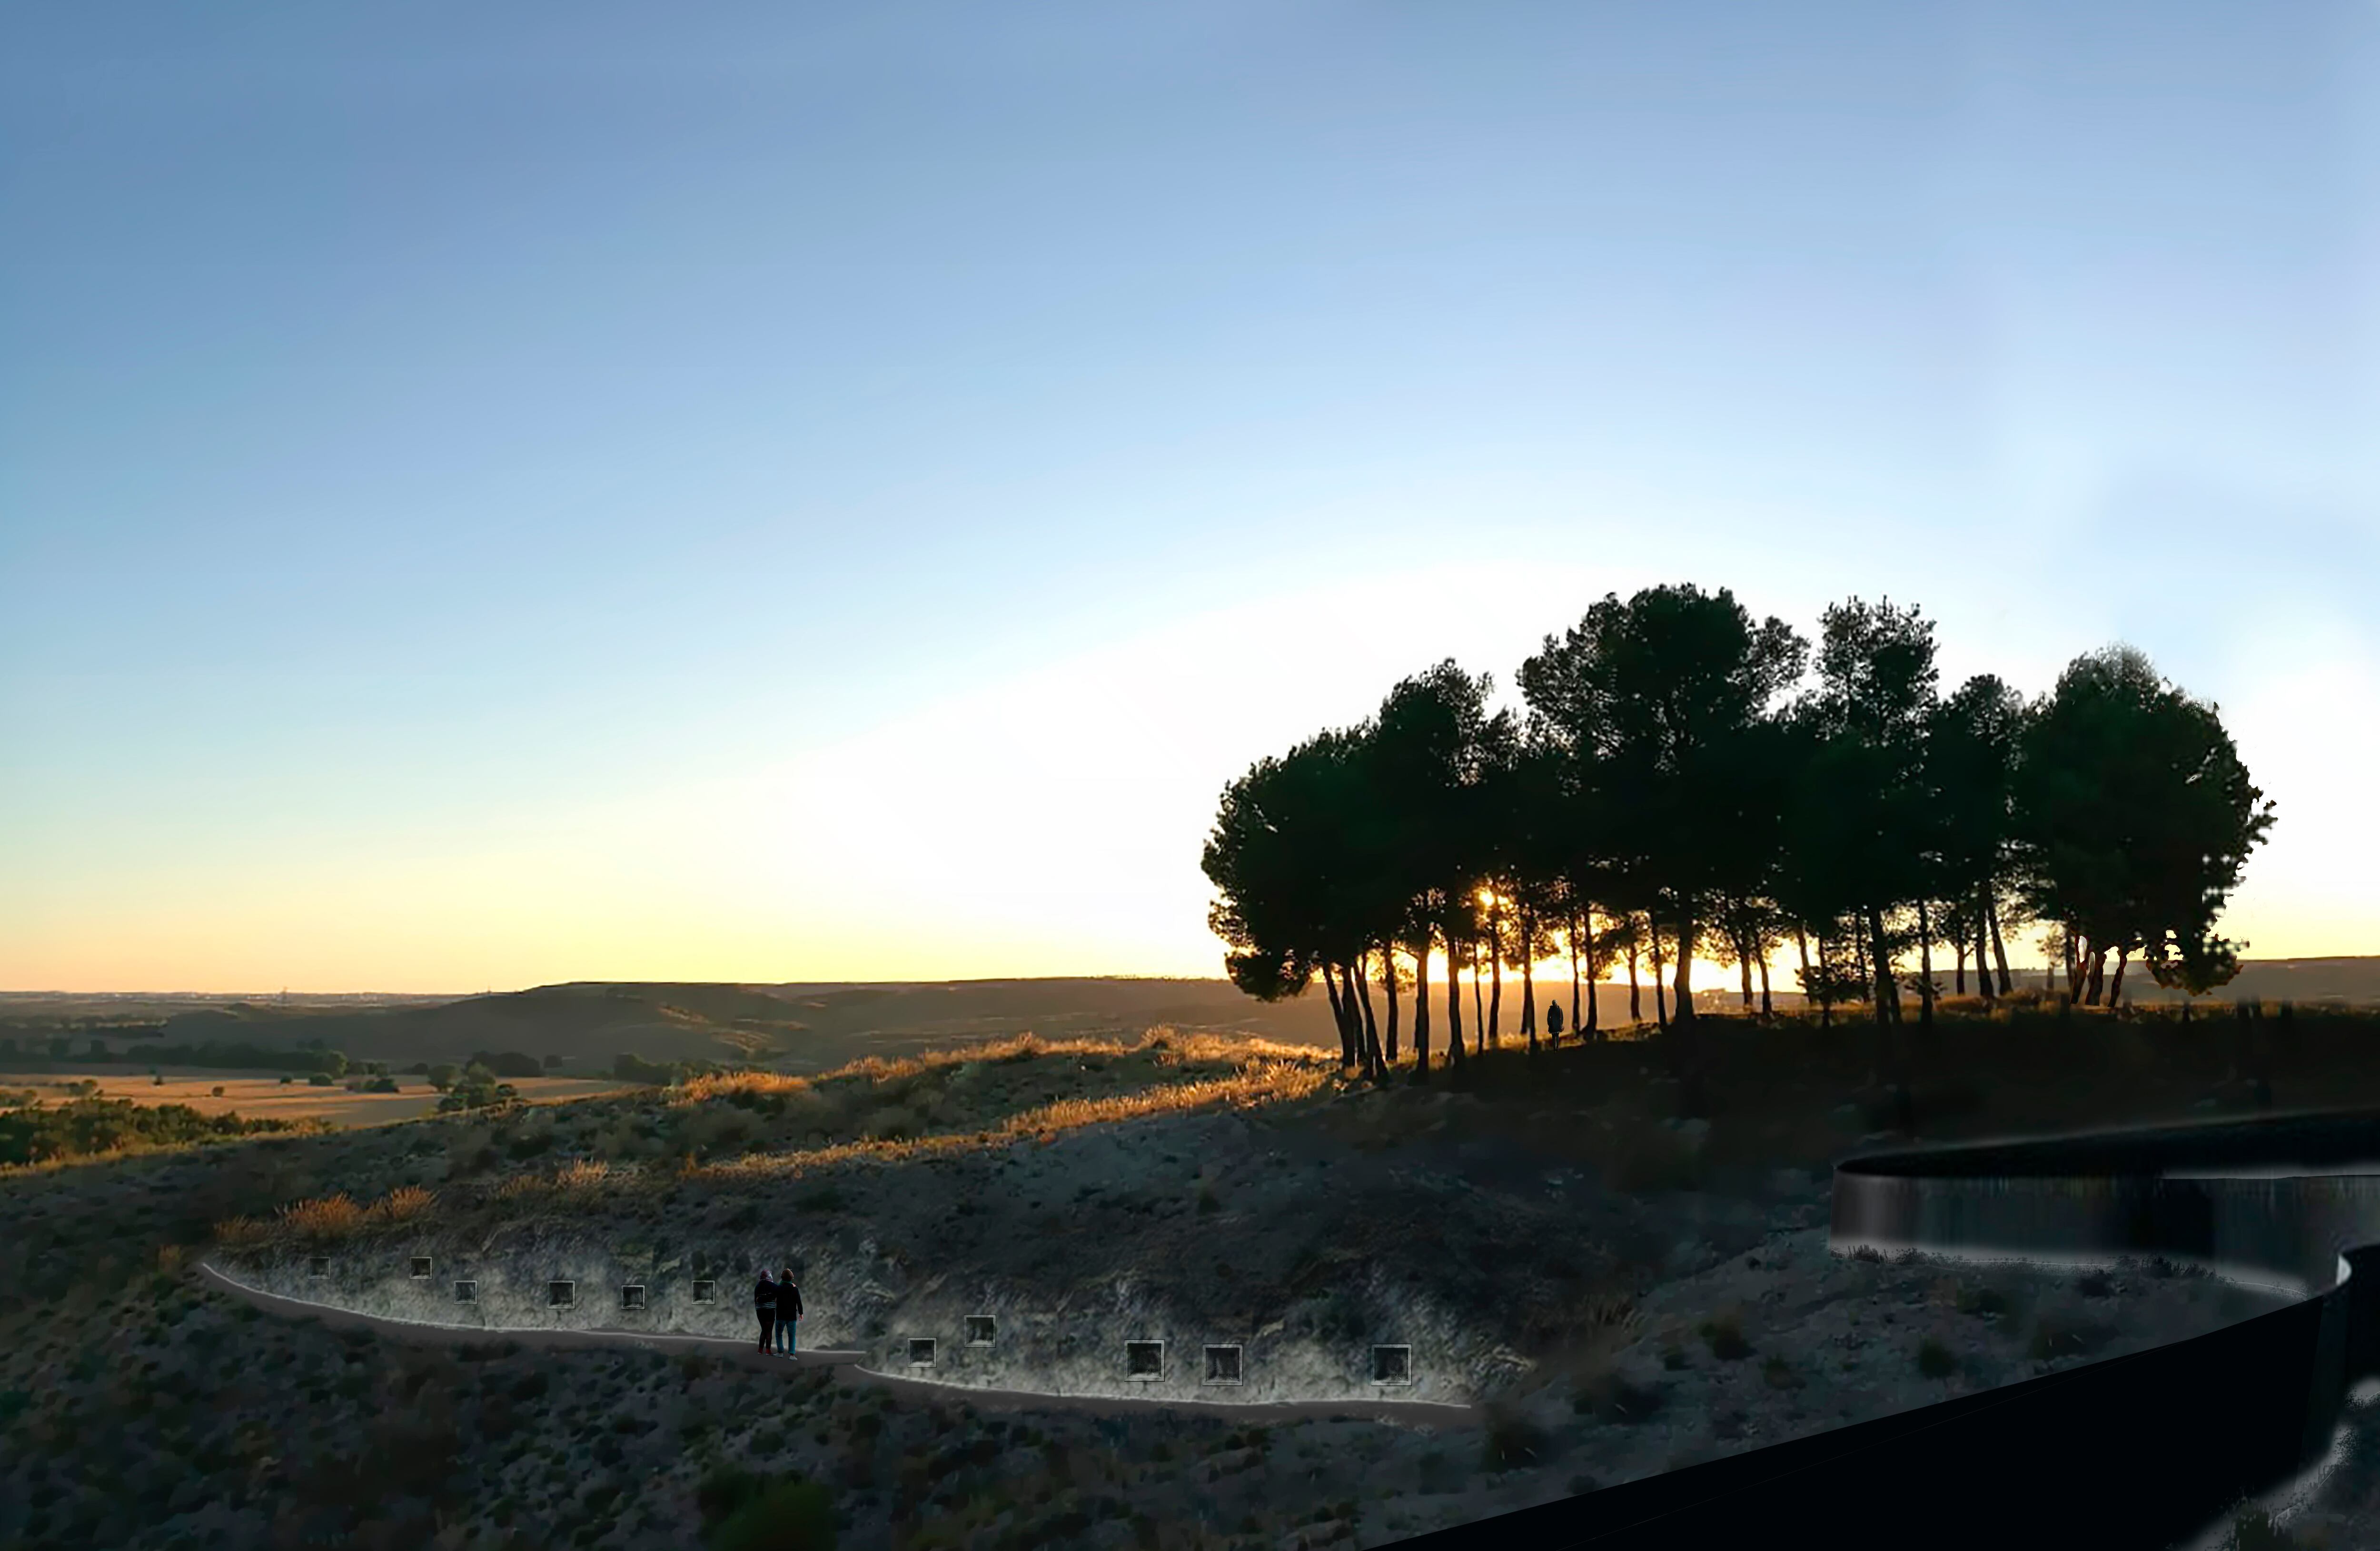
top-left (1546, 1001), bottom-right (1565, 1042)
top-left (775, 1268), bottom-right (802, 1354)
top-left (753, 1271), bottom-right (776, 1354)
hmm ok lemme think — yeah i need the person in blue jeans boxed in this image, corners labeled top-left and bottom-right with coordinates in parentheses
top-left (774, 1268), bottom-right (802, 1354)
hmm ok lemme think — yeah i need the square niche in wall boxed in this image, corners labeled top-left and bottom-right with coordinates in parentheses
top-left (1125, 1341), bottom-right (1165, 1381)
top-left (693, 1280), bottom-right (717, 1303)
top-left (409, 1256), bottom-right (432, 1278)
top-left (548, 1280), bottom-right (575, 1307)
top-left (1203, 1345), bottom-right (1243, 1385)
top-left (1370, 1345), bottom-right (1412, 1385)
top-left (907, 1338), bottom-right (936, 1367)
top-left (964, 1315), bottom-right (996, 1346)
top-left (454, 1281), bottom-right (477, 1303)
top-left (620, 1284), bottom-right (646, 1312)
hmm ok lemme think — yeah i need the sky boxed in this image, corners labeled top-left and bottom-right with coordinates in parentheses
top-left (3, 1), bottom-right (2376, 993)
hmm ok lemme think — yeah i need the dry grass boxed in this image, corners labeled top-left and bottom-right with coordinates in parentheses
top-left (673, 1027), bottom-right (1319, 1107)
top-left (223, 1183), bottom-right (445, 1246)
top-left (496, 1157), bottom-right (619, 1201)
top-left (701, 1053), bottom-right (1334, 1179)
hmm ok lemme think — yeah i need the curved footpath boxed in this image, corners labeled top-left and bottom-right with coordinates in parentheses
top-left (1397, 1106), bottom-right (2380, 1551)
top-left (199, 1264), bottom-right (1478, 1427)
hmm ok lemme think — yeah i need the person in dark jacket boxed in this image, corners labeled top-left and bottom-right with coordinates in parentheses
top-left (753, 1271), bottom-right (776, 1353)
top-left (775, 1268), bottom-right (802, 1354)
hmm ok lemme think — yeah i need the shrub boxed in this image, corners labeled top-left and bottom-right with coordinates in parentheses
top-left (378, 1185), bottom-right (436, 1221)
top-left (1761, 1356), bottom-right (1801, 1390)
top-left (1699, 1317), bottom-right (1752, 1361)
top-left (278, 1193), bottom-right (367, 1239)
top-left (1915, 1338), bottom-right (1956, 1378)
top-left (701, 1468), bottom-right (836, 1551)
top-left (1572, 1373), bottom-right (1665, 1423)
top-left (1956, 1286), bottom-right (2012, 1319)
top-left (1480, 1404), bottom-right (1549, 1472)
top-left (615, 1053), bottom-right (682, 1086)
top-left (0, 1096), bottom-right (307, 1167)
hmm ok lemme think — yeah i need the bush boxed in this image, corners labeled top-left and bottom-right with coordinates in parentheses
top-left (1699, 1317), bottom-right (1752, 1361)
top-left (1572, 1373), bottom-right (1665, 1423)
top-left (700, 1468), bottom-right (836, 1551)
top-left (1480, 1404), bottom-right (1549, 1472)
top-left (1915, 1338), bottom-right (1956, 1378)
top-left (469, 1050), bottom-right (545, 1079)
top-left (615, 1053), bottom-right (682, 1086)
top-left (0, 1096), bottom-right (307, 1166)
top-left (307, 1073), bottom-right (334, 1087)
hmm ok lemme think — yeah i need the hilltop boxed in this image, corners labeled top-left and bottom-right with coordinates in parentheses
top-left (0, 978), bottom-right (1343, 1076)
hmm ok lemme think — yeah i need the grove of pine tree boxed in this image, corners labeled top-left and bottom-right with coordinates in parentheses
top-left (1201, 584), bottom-right (2276, 1077)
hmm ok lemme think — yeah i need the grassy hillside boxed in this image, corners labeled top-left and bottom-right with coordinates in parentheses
top-left (1, 978), bottom-right (1344, 1077)
top-left (12, 1003), bottom-right (2378, 1549)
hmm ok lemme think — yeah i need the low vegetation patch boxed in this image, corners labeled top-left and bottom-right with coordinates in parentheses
top-left (0, 1092), bottom-right (318, 1168)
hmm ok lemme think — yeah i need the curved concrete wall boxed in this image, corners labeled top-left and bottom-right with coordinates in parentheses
top-left (1394, 1107), bottom-right (2380, 1551)
top-left (213, 1224), bottom-right (1469, 1409)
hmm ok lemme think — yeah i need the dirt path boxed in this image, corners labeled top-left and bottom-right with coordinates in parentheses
top-left (198, 1263), bottom-right (1478, 1426)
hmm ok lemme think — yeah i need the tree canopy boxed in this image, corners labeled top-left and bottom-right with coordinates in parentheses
top-left (1202, 585), bottom-right (2275, 1069)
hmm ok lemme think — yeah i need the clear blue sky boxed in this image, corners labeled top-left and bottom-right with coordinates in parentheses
top-left (4, 2), bottom-right (2375, 990)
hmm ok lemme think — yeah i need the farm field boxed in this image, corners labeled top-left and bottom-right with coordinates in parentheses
top-left (0, 1069), bottom-right (631, 1128)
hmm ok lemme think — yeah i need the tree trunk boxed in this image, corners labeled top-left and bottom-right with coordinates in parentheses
top-left (1352, 960), bottom-right (1381, 1074)
top-left (1738, 919), bottom-right (1755, 1010)
top-left (1628, 939), bottom-right (1643, 1023)
top-left (1470, 942), bottom-right (1486, 1048)
top-left (2108, 944), bottom-right (2130, 1009)
top-left (1954, 935), bottom-right (1967, 998)
top-left (1797, 927), bottom-right (1824, 1028)
top-left (2086, 947), bottom-right (2108, 1007)
top-left (1486, 932), bottom-right (1503, 1051)
top-left (1988, 892), bottom-right (2013, 994)
top-left (1519, 913), bottom-right (1538, 1055)
top-left (1322, 969), bottom-right (1354, 1068)
top-left (1671, 907), bottom-right (1697, 1024)
top-left (1382, 942), bottom-right (1402, 1065)
top-left (1757, 952), bottom-right (1773, 1018)
top-left (1413, 934), bottom-right (1432, 1076)
top-left (1444, 922), bottom-right (1467, 1067)
top-left (1568, 914), bottom-right (1585, 1039)
top-left (1975, 894), bottom-right (1996, 1007)
top-left (1867, 903), bottom-right (1896, 1026)
top-left (1916, 899), bottom-right (1936, 1037)
top-left (1651, 918), bottom-right (1670, 1032)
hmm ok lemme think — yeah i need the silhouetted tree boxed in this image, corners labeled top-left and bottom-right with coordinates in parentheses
top-left (1517, 584), bottom-right (1805, 1030)
top-left (1204, 584), bottom-right (2275, 1082)
top-left (2013, 647), bottom-right (2275, 1007)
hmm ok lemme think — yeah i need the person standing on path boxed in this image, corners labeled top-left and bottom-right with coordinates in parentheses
top-left (753, 1270), bottom-right (777, 1353)
top-left (775, 1268), bottom-right (802, 1354)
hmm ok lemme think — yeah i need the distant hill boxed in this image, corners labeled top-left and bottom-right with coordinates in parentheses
top-left (2, 978), bottom-right (1342, 1073)
top-left (2113, 956), bottom-right (2380, 1008)
top-left (8, 957), bottom-right (2370, 1073)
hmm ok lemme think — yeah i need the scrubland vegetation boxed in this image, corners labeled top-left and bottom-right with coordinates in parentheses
top-left (12, 997), bottom-right (2380, 1548)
